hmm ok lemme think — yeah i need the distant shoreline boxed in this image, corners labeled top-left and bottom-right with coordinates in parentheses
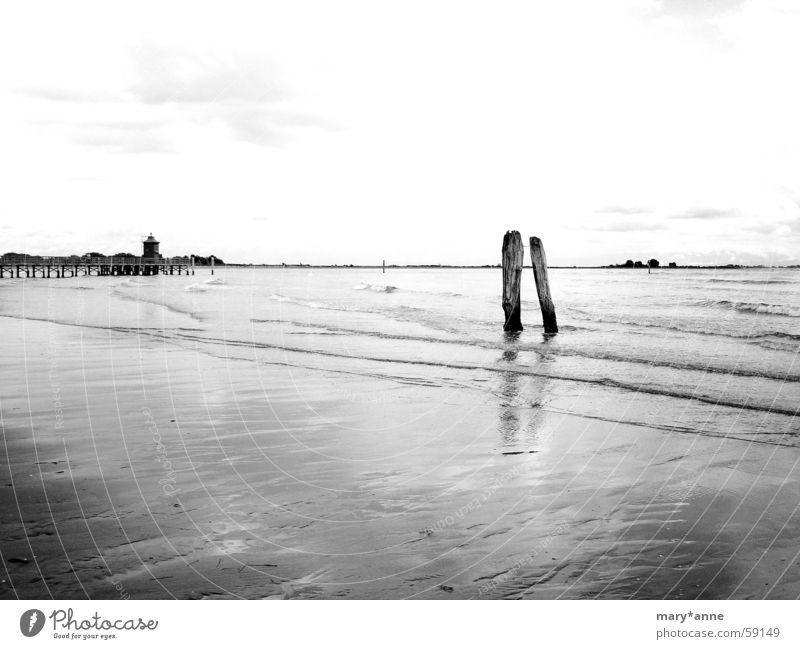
top-left (222, 264), bottom-right (800, 270)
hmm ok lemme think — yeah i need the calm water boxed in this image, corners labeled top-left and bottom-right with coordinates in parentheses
top-left (1, 267), bottom-right (799, 598)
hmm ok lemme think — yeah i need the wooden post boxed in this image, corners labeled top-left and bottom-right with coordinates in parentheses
top-left (382, 259), bottom-right (385, 274)
top-left (211, 256), bottom-right (215, 275)
top-left (191, 256), bottom-right (195, 275)
top-left (529, 237), bottom-right (558, 334)
top-left (501, 230), bottom-right (524, 332)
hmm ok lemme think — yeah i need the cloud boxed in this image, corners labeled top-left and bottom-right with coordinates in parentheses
top-left (222, 106), bottom-right (338, 147)
top-left (16, 86), bottom-right (118, 102)
top-left (668, 207), bottom-right (739, 220)
top-left (594, 205), bottom-right (655, 215)
top-left (19, 43), bottom-right (335, 152)
top-left (124, 43), bottom-right (337, 146)
top-left (587, 219), bottom-right (668, 232)
top-left (128, 43), bottom-right (290, 105)
top-left (656, 0), bottom-right (749, 20)
top-left (639, 0), bottom-right (751, 49)
top-left (70, 129), bottom-right (174, 154)
top-left (585, 206), bottom-right (666, 232)
top-left (34, 118), bottom-right (174, 154)
top-left (744, 217), bottom-right (800, 236)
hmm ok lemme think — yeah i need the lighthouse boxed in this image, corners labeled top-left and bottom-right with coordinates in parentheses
top-left (142, 233), bottom-right (161, 259)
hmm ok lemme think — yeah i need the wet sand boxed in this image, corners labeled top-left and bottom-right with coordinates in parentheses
top-left (2, 315), bottom-right (799, 599)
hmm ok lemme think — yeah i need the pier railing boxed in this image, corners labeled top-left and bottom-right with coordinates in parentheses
top-left (0, 256), bottom-right (195, 278)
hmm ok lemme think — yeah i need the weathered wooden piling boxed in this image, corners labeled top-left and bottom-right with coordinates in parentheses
top-left (529, 237), bottom-right (558, 334)
top-left (501, 230), bottom-right (524, 331)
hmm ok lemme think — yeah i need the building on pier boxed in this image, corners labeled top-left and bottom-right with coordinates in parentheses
top-left (142, 233), bottom-right (161, 260)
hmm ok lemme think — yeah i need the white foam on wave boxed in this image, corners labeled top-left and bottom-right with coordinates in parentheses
top-left (698, 299), bottom-right (800, 317)
top-left (269, 293), bottom-right (325, 308)
top-left (353, 283), bottom-right (398, 293)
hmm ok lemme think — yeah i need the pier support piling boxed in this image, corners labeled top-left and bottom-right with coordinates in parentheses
top-left (501, 230), bottom-right (524, 332)
top-left (529, 236), bottom-right (558, 334)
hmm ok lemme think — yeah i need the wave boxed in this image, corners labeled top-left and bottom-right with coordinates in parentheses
top-left (204, 277), bottom-right (224, 285)
top-left (269, 293), bottom-right (329, 309)
top-left (758, 331), bottom-right (800, 342)
top-left (704, 278), bottom-right (796, 285)
top-left (266, 293), bottom-right (468, 336)
top-left (252, 318), bottom-right (505, 352)
top-left (555, 347), bottom-right (800, 384)
top-left (265, 292), bottom-right (797, 357)
top-left (0, 313), bottom-right (199, 336)
top-left (353, 283), bottom-right (398, 293)
top-left (45, 285), bottom-right (96, 291)
top-left (739, 331), bottom-right (800, 352)
top-left (110, 289), bottom-right (204, 321)
top-left (184, 283), bottom-right (208, 292)
top-left (352, 282), bottom-right (463, 298)
top-left (408, 287), bottom-right (464, 298)
top-left (250, 318), bottom-right (800, 383)
top-left (694, 299), bottom-right (800, 317)
top-left (116, 278), bottom-right (142, 287)
top-left (564, 307), bottom-right (800, 349)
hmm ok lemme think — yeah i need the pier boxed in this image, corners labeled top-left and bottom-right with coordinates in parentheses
top-left (0, 255), bottom-right (194, 279)
top-left (1, 233), bottom-right (195, 279)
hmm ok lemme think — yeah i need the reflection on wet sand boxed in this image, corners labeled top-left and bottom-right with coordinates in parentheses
top-left (498, 345), bottom-right (521, 447)
top-left (497, 334), bottom-right (552, 453)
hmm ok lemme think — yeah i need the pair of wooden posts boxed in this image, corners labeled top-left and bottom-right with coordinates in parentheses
top-left (502, 231), bottom-right (558, 334)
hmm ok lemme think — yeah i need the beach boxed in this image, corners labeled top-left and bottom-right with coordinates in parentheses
top-left (1, 267), bottom-right (799, 599)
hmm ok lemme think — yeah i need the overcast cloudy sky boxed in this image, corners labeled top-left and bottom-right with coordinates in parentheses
top-left (2, 0), bottom-right (799, 265)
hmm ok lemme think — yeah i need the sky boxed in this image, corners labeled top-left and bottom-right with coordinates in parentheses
top-left (1, 0), bottom-right (800, 266)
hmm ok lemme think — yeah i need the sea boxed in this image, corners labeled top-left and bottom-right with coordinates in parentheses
top-left (1, 267), bottom-right (799, 599)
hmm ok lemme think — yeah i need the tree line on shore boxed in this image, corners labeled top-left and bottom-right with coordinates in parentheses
top-left (607, 258), bottom-right (674, 268)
